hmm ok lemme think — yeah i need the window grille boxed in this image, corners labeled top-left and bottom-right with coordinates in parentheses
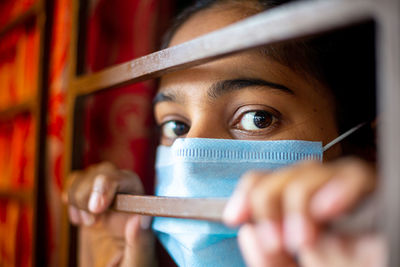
top-left (64, 0), bottom-right (400, 266)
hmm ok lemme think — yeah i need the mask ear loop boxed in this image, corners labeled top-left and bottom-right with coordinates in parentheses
top-left (323, 122), bottom-right (367, 152)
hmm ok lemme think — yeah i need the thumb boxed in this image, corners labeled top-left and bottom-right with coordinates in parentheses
top-left (119, 215), bottom-right (155, 267)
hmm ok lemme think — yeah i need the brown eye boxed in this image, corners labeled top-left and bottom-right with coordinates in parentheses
top-left (240, 110), bottom-right (273, 130)
top-left (161, 120), bottom-right (190, 139)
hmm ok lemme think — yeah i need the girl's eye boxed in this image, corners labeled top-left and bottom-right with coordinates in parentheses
top-left (239, 110), bottom-right (274, 130)
top-left (161, 120), bottom-right (190, 139)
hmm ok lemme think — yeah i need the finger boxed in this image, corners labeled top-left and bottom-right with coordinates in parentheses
top-left (238, 223), bottom-right (297, 267)
top-left (282, 161), bottom-right (333, 252)
top-left (223, 171), bottom-right (264, 226)
top-left (119, 216), bottom-right (154, 267)
top-left (299, 233), bottom-right (386, 267)
top-left (68, 171), bottom-right (96, 210)
top-left (67, 162), bottom-right (117, 210)
top-left (80, 210), bottom-right (96, 226)
top-left (80, 220), bottom-right (125, 267)
top-left (255, 220), bottom-right (283, 252)
top-left (62, 171), bottom-right (83, 204)
top-left (117, 170), bottom-right (144, 195)
top-left (88, 169), bottom-right (144, 214)
top-left (93, 161), bottom-right (117, 174)
top-left (224, 164), bottom-right (311, 225)
top-left (125, 216), bottom-right (152, 246)
top-left (68, 205), bottom-right (81, 225)
top-left (96, 210), bottom-right (136, 238)
top-left (310, 158), bottom-right (376, 221)
top-left (248, 164), bottom-right (309, 222)
top-left (88, 174), bottom-right (118, 214)
top-left (106, 252), bottom-right (123, 267)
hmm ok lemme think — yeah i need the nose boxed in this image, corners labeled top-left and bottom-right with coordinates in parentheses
top-left (186, 117), bottom-right (232, 139)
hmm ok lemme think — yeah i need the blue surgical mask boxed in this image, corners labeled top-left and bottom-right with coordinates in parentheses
top-left (152, 124), bottom-right (365, 267)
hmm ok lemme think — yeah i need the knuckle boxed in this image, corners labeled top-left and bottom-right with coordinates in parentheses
top-left (285, 179), bottom-right (310, 207)
top-left (299, 160), bottom-right (322, 170)
top-left (242, 170), bottom-right (265, 181)
top-left (65, 171), bottom-right (82, 191)
top-left (338, 157), bottom-right (370, 178)
top-left (238, 170), bottom-right (265, 191)
top-left (254, 184), bottom-right (279, 205)
top-left (73, 189), bottom-right (88, 206)
top-left (97, 161), bottom-right (116, 172)
top-left (343, 158), bottom-right (376, 190)
top-left (251, 180), bottom-right (281, 218)
top-left (339, 157), bottom-right (367, 171)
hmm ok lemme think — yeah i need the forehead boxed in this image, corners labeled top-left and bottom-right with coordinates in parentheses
top-left (159, 50), bottom-right (302, 92)
top-left (163, 4), bottom-right (272, 86)
top-left (160, 3), bottom-right (332, 102)
top-left (169, 5), bottom-right (256, 47)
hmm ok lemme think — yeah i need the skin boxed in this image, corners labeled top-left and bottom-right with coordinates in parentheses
top-left (155, 6), bottom-right (339, 156)
top-left (65, 2), bottom-right (384, 267)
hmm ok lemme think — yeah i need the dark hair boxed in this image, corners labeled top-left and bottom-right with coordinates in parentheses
top-left (163, 0), bottom-right (376, 160)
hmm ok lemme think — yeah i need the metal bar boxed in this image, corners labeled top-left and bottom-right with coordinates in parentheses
top-left (114, 195), bottom-right (227, 222)
top-left (375, 0), bottom-right (400, 266)
top-left (72, 0), bottom-right (375, 96)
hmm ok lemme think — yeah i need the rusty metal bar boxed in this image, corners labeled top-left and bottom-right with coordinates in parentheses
top-left (114, 195), bottom-right (227, 222)
top-left (71, 0), bottom-right (375, 96)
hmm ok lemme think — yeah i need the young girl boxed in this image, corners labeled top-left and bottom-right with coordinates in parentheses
top-left (65, 0), bottom-right (384, 266)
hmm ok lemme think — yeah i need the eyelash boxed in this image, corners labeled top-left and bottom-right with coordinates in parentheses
top-left (160, 120), bottom-right (190, 139)
top-left (231, 107), bottom-right (281, 135)
top-left (158, 107), bottom-right (281, 142)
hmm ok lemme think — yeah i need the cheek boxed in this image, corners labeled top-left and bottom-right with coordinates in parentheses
top-left (292, 104), bottom-right (342, 160)
top-left (309, 106), bottom-right (338, 139)
top-left (297, 86), bottom-right (338, 141)
top-left (311, 109), bottom-right (342, 160)
top-left (275, 100), bottom-right (339, 143)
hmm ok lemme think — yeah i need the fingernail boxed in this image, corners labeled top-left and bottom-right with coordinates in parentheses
top-left (88, 192), bottom-right (102, 213)
top-left (81, 210), bottom-right (95, 226)
top-left (255, 220), bottom-right (281, 252)
top-left (284, 213), bottom-right (307, 253)
top-left (93, 174), bottom-right (107, 194)
top-left (223, 190), bottom-right (245, 225)
top-left (310, 178), bottom-right (343, 219)
top-left (140, 216), bottom-right (152, 230)
top-left (69, 206), bottom-right (80, 224)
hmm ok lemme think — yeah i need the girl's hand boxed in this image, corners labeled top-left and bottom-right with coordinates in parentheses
top-left (223, 158), bottom-right (383, 267)
top-left (63, 162), bottom-right (155, 267)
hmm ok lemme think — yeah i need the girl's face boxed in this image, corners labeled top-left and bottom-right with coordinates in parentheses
top-left (154, 5), bottom-right (341, 160)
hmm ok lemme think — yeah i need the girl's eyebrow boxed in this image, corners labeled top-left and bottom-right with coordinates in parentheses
top-left (153, 91), bottom-right (176, 105)
top-left (153, 78), bottom-right (294, 105)
top-left (207, 78), bottom-right (295, 99)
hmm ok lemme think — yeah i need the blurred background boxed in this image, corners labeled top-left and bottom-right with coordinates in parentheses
top-left (0, 0), bottom-right (192, 266)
